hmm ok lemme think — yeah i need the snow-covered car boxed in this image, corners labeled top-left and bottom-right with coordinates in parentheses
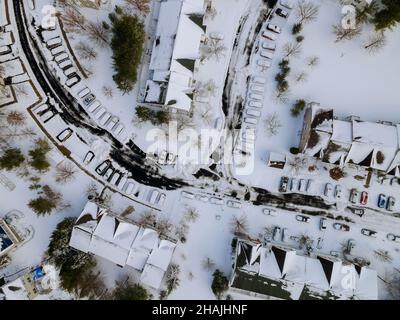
top-left (88, 101), bottom-right (101, 113)
top-left (281, 228), bottom-right (288, 242)
top-left (210, 197), bottom-right (224, 205)
top-left (243, 117), bottom-right (258, 125)
top-left (56, 128), bottom-right (73, 142)
top-left (248, 100), bottom-right (262, 108)
top-left (299, 179), bottom-right (307, 192)
top-left (256, 59), bottom-right (271, 68)
top-left (123, 181), bottom-right (136, 195)
top-left (261, 42), bottom-right (276, 51)
top-left (103, 167), bottom-right (114, 181)
top-left (333, 223), bottom-right (350, 232)
top-left (181, 191), bottom-right (195, 199)
top-left (260, 50), bottom-right (274, 59)
top-left (347, 239), bottom-right (356, 252)
top-left (50, 46), bottom-right (65, 56)
top-left (40, 110), bottom-right (55, 122)
top-left (157, 193), bottom-right (166, 206)
top-left (361, 228), bottom-right (377, 237)
top-left (65, 76), bottom-right (79, 88)
top-left (226, 200), bottom-right (241, 209)
top-left (273, 226), bottom-right (281, 241)
top-left (263, 208), bottom-right (277, 216)
top-left (77, 87), bottom-right (90, 98)
top-left (319, 218), bottom-right (327, 230)
top-left (109, 171), bottom-right (121, 185)
top-left (248, 92), bottom-right (263, 101)
top-left (63, 67), bottom-right (77, 78)
top-left (117, 176), bottom-right (127, 190)
top-left (330, 251), bottom-right (340, 257)
top-left (279, 176), bottom-right (289, 193)
top-left (349, 189), bottom-right (359, 204)
top-left (360, 191), bottom-right (368, 205)
top-left (290, 178), bottom-right (298, 192)
top-left (262, 31), bottom-right (278, 41)
top-left (387, 233), bottom-right (400, 242)
top-left (251, 76), bottom-right (266, 84)
top-left (387, 196), bottom-right (396, 211)
top-left (214, 118), bottom-right (223, 131)
top-left (196, 194), bottom-right (209, 203)
top-left (112, 123), bottom-right (125, 136)
top-left (54, 52), bottom-right (69, 63)
top-left (266, 24), bottom-right (281, 34)
top-left (245, 108), bottom-right (261, 118)
top-left (83, 151), bottom-right (95, 165)
top-left (306, 179), bottom-right (314, 193)
top-left (148, 189), bottom-right (161, 204)
top-left (334, 185), bottom-right (342, 199)
top-left (93, 106), bottom-right (107, 119)
top-left (316, 237), bottom-right (324, 249)
top-left (35, 103), bottom-right (50, 114)
top-left (275, 8), bottom-right (289, 18)
top-left (106, 116), bottom-right (119, 131)
top-left (280, 0), bottom-right (294, 9)
top-left (209, 32), bottom-right (224, 41)
top-left (58, 59), bottom-right (72, 70)
top-left (194, 95), bottom-right (209, 103)
top-left (95, 160), bottom-right (111, 175)
top-left (324, 183), bottom-right (333, 197)
top-left (250, 84), bottom-right (265, 93)
top-left (82, 93), bottom-right (96, 107)
top-left (378, 193), bottom-right (387, 208)
top-left (296, 215), bottom-right (310, 223)
top-left (46, 37), bottom-right (62, 49)
top-left (349, 207), bottom-right (364, 217)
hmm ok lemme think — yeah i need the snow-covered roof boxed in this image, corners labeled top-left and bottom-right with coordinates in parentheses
top-left (140, 263), bottom-right (166, 290)
top-left (231, 239), bottom-right (378, 300)
top-left (331, 120), bottom-right (352, 145)
top-left (147, 240), bottom-right (177, 272)
top-left (353, 120), bottom-right (397, 147)
top-left (309, 105), bottom-right (333, 133)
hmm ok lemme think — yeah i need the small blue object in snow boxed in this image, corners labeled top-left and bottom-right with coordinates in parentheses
top-left (32, 266), bottom-right (45, 280)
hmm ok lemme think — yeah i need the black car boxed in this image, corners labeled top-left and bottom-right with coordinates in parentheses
top-left (95, 160), bottom-right (111, 175)
top-left (348, 207), bottom-right (365, 217)
top-left (275, 8), bottom-right (289, 18)
top-left (279, 176), bottom-right (289, 192)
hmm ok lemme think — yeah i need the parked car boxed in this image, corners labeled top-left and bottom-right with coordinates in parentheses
top-left (267, 24), bottom-right (281, 34)
top-left (260, 50), bottom-right (274, 59)
top-left (82, 93), bottom-right (96, 107)
top-left (109, 171), bottom-right (121, 185)
top-left (263, 208), bottom-right (277, 216)
top-left (261, 42), bottom-right (276, 51)
top-left (157, 193), bottom-right (166, 206)
top-left (349, 207), bottom-right (365, 217)
top-left (40, 110), bottom-right (55, 122)
top-left (243, 117), bottom-right (258, 125)
top-left (387, 196), bottom-right (396, 211)
top-left (210, 197), bottom-right (224, 205)
top-left (280, 0), bottom-right (294, 9)
top-left (324, 183), bottom-right (333, 197)
top-left (88, 101), bottom-right (101, 113)
top-left (65, 76), bottom-right (79, 88)
top-left (181, 191), bottom-right (195, 199)
top-left (296, 215), bottom-right (310, 223)
top-left (290, 178), bottom-right (298, 192)
top-left (227, 200), bottom-right (241, 209)
top-left (360, 191), bottom-right (369, 205)
top-left (83, 151), bottom-right (95, 165)
top-left (112, 123), bottom-right (125, 136)
top-left (251, 84), bottom-right (265, 93)
top-left (103, 167), bottom-right (114, 181)
top-left (333, 223), bottom-right (350, 232)
top-left (281, 228), bottom-right (288, 242)
top-left (214, 117), bottom-right (223, 131)
top-left (273, 226), bottom-right (281, 241)
top-left (275, 7), bottom-right (289, 18)
top-left (319, 218), bottom-right (327, 230)
top-left (56, 128), bottom-right (73, 142)
top-left (196, 194), bottom-right (209, 203)
top-left (387, 233), bottom-right (400, 242)
top-left (257, 59), bottom-right (271, 68)
top-left (77, 87), bottom-right (90, 98)
top-left (123, 181), bottom-right (136, 195)
top-left (261, 31), bottom-right (278, 41)
top-left (378, 193), bottom-right (387, 208)
top-left (117, 176), bottom-right (127, 191)
top-left (316, 237), bottom-right (324, 249)
top-left (299, 179), bottom-right (307, 192)
top-left (148, 189), bottom-right (161, 204)
top-left (248, 93), bottom-right (264, 101)
top-left (279, 176), bottom-right (289, 192)
top-left (334, 185), bottom-right (342, 199)
top-left (248, 100), bottom-right (262, 108)
top-left (95, 160), bottom-right (111, 175)
top-left (347, 239), bottom-right (356, 252)
top-left (361, 228), bottom-right (377, 237)
top-left (106, 116), bottom-right (119, 131)
top-left (330, 251), bottom-right (340, 258)
top-left (349, 189), bottom-right (359, 204)
top-left (245, 108), bottom-right (261, 118)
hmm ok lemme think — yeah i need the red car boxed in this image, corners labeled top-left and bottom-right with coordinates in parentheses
top-left (360, 191), bottom-right (368, 205)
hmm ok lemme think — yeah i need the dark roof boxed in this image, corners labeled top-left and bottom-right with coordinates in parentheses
top-left (317, 256), bottom-right (334, 284)
top-left (271, 246), bottom-right (287, 274)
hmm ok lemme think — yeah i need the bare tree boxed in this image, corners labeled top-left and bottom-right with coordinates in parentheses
top-left (102, 85), bottom-right (114, 98)
top-left (307, 56), bottom-right (319, 67)
top-left (86, 182), bottom-right (99, 198)
top-left (294, 71), bottom-right (308, 83)
top-left (383, 270), bottom-right (400, 299)
top-left (184, 206), bottom-right (199, 223)
top-left (264, 112), bottom-right (282, 137)
top-left (205, 4), bottom-right (217, 20)
top-left (288, 155), bottom-right (307, 175)
top-left (202, 257), bottom-right (216, 271)
top-left (364, 32), bottom-right (386, 54)
top-left (62, 8), bottom-right (87, 33)
top-left (6, 111), bottom-right (26, 127)
top-left (332, 23), bottom-right (362, 43)
top-left (86, 21), bottom-right (110, 47)
top-left (202, 39), bottom-right (226, 62)
top-left (156, 218), bottom-right (173, 235)
top-left (283, 42), bottom-right (302, 58)
top-left (374, 249), bottom-right (392, 263)
top-left (75, 41), bottom-right (97, 60)
top-left (274, 89), bottom-right (291, 104)
top-left (55, 162), bottom-right (77, 184)
top-left (296, 0), bottom-right (320, 25)
top-left (199, 104), bottom-right (214, 125)
top-left (124, 0), bottom-right (150, 14)
top-left (230, 214), bottom-right (249, 235)
top-left (139, 211), bottom-right (157, 226)
top-left (175, 221), bottom-right (189, 241)
top-left (196, 79), bottom-right (218, 97)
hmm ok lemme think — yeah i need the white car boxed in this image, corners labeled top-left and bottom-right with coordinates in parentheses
top-left (251, 76), bottom-right (266, 85)
top-left (248, 100), bottom-right (262, 108)
top-left (106, 116), bottom-right (119, 131)
top-left (244, 117), bottom-right (258, 125)
top-left (54, 52), bottom-right (68, 63)
top-left (35, 104), bottom-right (50, 114)
top-left (262, 42), bottom-right (276, 51)
top-left (209, 32), bottom-right (224, 41)
top-left (226, 200), bottom-right (241, 209)
top-left (242, 129), bottom-right (255, 141)
top-left (262, 31), bottom-right (278, 41)
top-left (280, 0), bottom-right (294, 9)
top-left (77, 87), bottom-right (90, 98)
top-left (157, 193), bottom-right (166, 206)
top-left (109, 171), bottom-right (121, 185)
top-left (248, 93), bottom-right (263, 101)
top-left (113, 123), bottom-right (125, 136)
top-left (263, 208), bottom-right (277, 216)
top-left (257, 59), bottom-right (271, 68)
top-left (290, 178), bottom-right (298, 191)
top-left (245, 108), bottom-right (261, 118)
top-left (299, 179), bottom-right (307, 192)
top-left (281, 228), bottom-right (288, 242)
top-left (210, 197), bottom-right (224, 205)
top-left (250, 84), bottom-right (265, 93)
top-left (65, 76), bottom-right (79, 88)
top-left (93, 107), bottom-right (107, 119)
top-left (260, 50), bottom-right (274, 59)
top-left (83, 151), bottom-right (95, 165)
top-left (117, 176), bottom-right (127, 190)
top-left (214, 118), bottom-right (223, 131)
top-left (306, 179), bottom-right (314, 193)
top-left (88, 101), bottom-right (101, 113)
top-left (148, 189), bottom-right (161, 204)
top-left (273, 226), bottom-right (281, 241)
top-left (181, 191), bottom-right (195, 199)
top-left (196, 194), bottom-right (209, 202)
top-left (98, 112), bottom-right (112, 126)
top-left (267, 24), bottom-right (281, 34)
top-left (123, 181), bottom-right (136, 195)
top-left (387, 233), bottom-right (400, 242)
top-left (40, 110), bottom-right (55, 122)
top-left (320, 218), bottom-right (327, 230)
top-left (324, 183), bottom-right (333, 197)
